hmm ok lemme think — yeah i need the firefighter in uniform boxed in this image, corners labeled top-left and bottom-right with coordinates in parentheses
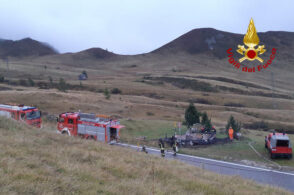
top-left (159, 139), bottom-right (165, 157)
top-left (171, 135), bottom-right (177, 156)
top-left (172, 141), bottom-right (177, 156)
top-left (141, 145), bottom-right (148, 153)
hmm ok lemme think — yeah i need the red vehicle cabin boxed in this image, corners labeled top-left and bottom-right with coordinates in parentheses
top-left (57, 112), bottom-right (124, 143)
top-left (265, 132), bottom-right (292, 159)
top-left (0, 104), bottom-right (42, 128)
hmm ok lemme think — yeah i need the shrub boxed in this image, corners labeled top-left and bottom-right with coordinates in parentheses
top-left (96, 89), bottom-right (104, 93)
top-left (28, 78), bottom-right (35, 87)
top-left (18, 79), bottom-right (28, 86)
top-left (104, 88), bottom-right (110, 99)
top-left (111, 88), bottom-right (122, 94)
top-left (224, 102), bottom-right (245, 107)
top-left (37, 82), bottom-right (49, 89)
top-left (0, 75), bottom-right (4, 82)
top-left (58, 78), bottom-right (67, 92)
top-left (146, 112), bottom-right (154, 116)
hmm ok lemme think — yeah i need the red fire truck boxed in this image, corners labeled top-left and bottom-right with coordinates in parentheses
top-left (0, 104), bottom-right (42, 128)
top-left (57, 112), bottom-right (124, 143)
top-left (265, 132), bottom-right (292, 159)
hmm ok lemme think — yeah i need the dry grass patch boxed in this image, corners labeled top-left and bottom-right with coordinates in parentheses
top-left (0, 117), bottom-right (291, 194)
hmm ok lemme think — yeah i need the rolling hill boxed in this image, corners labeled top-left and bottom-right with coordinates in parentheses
top-left (1, 27), bottom-right (294, 133)
top-left (152, 28), bottom-right (294, 60)
top-left (0, 38), bottom-right (57, 58)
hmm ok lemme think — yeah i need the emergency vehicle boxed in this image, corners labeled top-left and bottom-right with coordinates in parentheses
top-left (265, 132), bottom-right (292, 159)
top-left (57, 112), bottom-right (124, 143)
top-left (0, 104), bottom-right (42, 128)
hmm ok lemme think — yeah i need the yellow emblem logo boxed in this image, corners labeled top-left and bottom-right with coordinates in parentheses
top-left (237, 18), bottom-right (266, 63)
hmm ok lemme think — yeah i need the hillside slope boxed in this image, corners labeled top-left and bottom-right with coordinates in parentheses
top-left (0, 117), bottom-right (290, 194)
top-left (17, 28), bottom-right (294, 92)
top-left (1, 28), bottom-right (294, 135)
top-left (0, 38), bottom-right (57, 58)
top-left (152, 28), bottom-right (294, 60)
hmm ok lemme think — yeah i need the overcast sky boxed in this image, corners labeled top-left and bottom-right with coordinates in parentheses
top-left (0, 0), bottom-right (293, 54)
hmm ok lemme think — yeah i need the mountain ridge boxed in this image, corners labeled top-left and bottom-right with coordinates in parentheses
top-left (2, 28), bottom-right (294, 59)
top-left (0, 37), bottom-right (58, 58)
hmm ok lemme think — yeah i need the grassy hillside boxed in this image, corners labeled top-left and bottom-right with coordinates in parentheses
top-left (1, 29), bottom-right (294, 137)
top-left (0, 117), bottom-right (291, 194)
top-left (0, 38), bottom-right (57, 58)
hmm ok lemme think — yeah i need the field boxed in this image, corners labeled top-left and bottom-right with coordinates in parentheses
top-left (0, 117), bottom-right (292, 194)
top-left (1, 55), bottom-right (294, 170)
top-left (1, 54), bottom-right (294, 135)
top-left (119, 119), bottom-right (294, 169)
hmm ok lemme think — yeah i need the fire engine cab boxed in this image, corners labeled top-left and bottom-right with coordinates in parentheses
top-left (57, 112), bottom-right (124, 143)
top-left (0, 104), bottom-right (42, 128)
top-left (265, 132), bottom-right (292, 159)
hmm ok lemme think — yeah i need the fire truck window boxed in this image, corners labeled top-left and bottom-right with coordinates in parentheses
top-left (59, 118), bottom-right (65, 123)
top-left (277, 140), bottom-right (289, 147)
top-left (110, 128), bottom-right (117, 140)
top-left (21, 113), bottom-right (25, 120)
top-left (11, 112), bottom-right (15, 118)
top-left (68, 119), bottom-right (74, 124)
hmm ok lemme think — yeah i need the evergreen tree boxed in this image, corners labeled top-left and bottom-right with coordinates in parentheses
top-left (201, 112), bottom-right (209, 125)
top-left (184, 103), bottom-right (200, 127)
top-left (226, 115), bottom-right (241, 135)
top-left (204, 118), bottom-right (212, 130)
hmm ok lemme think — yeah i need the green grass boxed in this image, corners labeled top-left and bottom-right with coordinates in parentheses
top-left (120, 119), bottom-right (187, 140)
top-left (120, 119), bottom-right (294, 168)
top-left (1, 117), bottom-right (291, 194)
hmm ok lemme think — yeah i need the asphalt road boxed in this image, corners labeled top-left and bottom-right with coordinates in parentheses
top-left (114, 143), bottom-right (294, 192)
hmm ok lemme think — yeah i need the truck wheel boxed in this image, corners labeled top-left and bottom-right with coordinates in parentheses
top-left (87, 135), bottom-right (96, 140)
top-left (270, 153), bottom-right (276, 159)
top-left (288, 154), bottom-right (292, 159)
top-left (62, 131), bottom-right (69, 136)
